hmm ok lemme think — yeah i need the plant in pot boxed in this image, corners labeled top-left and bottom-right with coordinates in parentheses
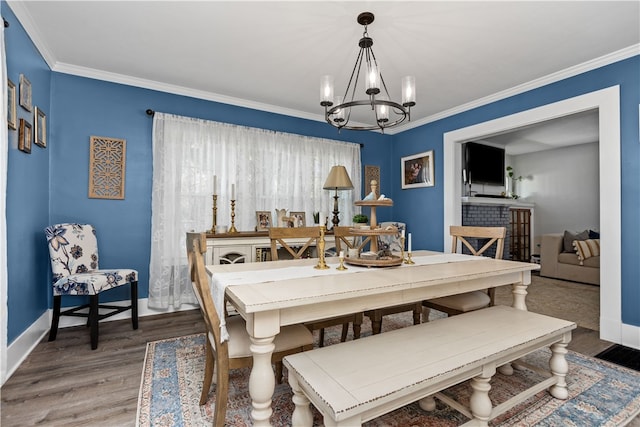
top-left (352, 214), bottom-right (369, 228)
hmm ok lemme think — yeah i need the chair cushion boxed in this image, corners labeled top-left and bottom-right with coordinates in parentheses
top-left (52, 269), bottom-right (137, 296)
top-left (427, 291), bottom-right (491, 312)
top-left (226, 315), bottom-right (314, 358)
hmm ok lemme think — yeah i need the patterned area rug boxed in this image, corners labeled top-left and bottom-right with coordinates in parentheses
top-left (137, 313), bottom-right (640, 427)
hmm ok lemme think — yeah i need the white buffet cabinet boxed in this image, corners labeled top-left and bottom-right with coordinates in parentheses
top-left (206, 231), bottom-right (336, 265)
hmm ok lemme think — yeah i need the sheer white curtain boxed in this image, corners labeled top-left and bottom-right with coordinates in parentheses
top-left (1, 23), bottom-right (9, 385)
top-left (149, 113), bottom-right (361, 309)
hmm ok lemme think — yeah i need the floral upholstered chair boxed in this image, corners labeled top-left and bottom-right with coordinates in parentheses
top-left (45, 223), bottom-right (138, 349)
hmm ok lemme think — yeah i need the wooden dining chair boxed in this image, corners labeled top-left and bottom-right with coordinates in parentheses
top-left (361, 222), bottom-right (422, 335)
top-left (422, 225), bottom-right (507, 321)
top-left (186, 232), bottom-right (314, 425)
top-left (269, 226), bottom-right (363, 346)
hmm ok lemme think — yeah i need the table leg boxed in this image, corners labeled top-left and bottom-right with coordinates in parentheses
top-left (511, 271), bottom-right (530, 311)
top-left (249, 335), bottom-right (276, 426)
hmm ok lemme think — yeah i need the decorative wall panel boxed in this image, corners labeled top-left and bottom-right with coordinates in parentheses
top-left (88, 136), bottom-right (126, 199)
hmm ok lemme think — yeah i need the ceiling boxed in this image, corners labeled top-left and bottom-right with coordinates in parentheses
top-left (7, 1), bottom-right (640, 149)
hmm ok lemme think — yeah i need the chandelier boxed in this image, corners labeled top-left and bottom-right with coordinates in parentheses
top-left (320, 12), bottom-right (416, 132)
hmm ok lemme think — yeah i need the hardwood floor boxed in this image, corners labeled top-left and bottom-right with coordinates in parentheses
top-left (1, 310), bottom-right (206, 427)
top-left (1, 302), bottom-right (635, 426)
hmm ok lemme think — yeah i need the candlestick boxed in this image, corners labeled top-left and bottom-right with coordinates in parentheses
top-left (208, 194), bottom-right (218, 234)
top-left (314, 225), bottom-right (330, 270)
top-left (337, 251), bottom-right (347, 270)
top-left (228, 199), bottom-right (238, 233)
top-left (405, 251), bottom-right (415, 265)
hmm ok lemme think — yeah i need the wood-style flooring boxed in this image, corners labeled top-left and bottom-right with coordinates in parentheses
top-left (1, 302), bottom-right (637, 426)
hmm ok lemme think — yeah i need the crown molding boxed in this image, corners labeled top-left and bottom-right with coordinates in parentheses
top-left (396, 44), bottom-right (640, 134)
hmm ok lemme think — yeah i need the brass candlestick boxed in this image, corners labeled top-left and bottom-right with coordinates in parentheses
top-left (314, 225), bottom-right (329, 270)
top-left (337, 253), bottom-right (348, 270)
top-left (405, 252), bottom-right (415, 265)
top-left (228, 200), bottom-right (238, 233)
top-left (209, 194), bottom-right (218, 234)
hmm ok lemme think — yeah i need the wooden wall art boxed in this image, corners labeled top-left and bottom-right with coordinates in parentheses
top-left (88, 135), bottom-right (126, 199)
top-left (364, 165), bottom-right (380, 196)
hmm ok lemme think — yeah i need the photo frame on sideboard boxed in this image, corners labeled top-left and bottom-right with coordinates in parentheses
top-left (289, 211), bottom-right (306, 228)
top-left (401, 150), bottom-right (434, 189)
top-left (256, 211), bottom-right (272, 231)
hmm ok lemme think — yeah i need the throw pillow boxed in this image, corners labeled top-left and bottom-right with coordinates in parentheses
top-left (563, 229), bottom-right (589, 253)
top-left (589, 229), bottom-right (600, 239)
top-left (573, 239), bottom-right (600, 265)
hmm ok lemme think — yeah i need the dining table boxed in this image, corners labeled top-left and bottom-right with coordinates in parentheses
top-left (206, 250), bottom-right (540, 426)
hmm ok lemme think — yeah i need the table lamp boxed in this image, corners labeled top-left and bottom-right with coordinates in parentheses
top-left (323, 165), bottom-right (354, 228)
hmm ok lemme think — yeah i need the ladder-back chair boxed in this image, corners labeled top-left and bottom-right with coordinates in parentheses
top-left (268, 226), bottom-right (363, 346)
top-left (422, 225), bottom-right (506, 320)
top-left (186, 232), bottom-right (313, 424)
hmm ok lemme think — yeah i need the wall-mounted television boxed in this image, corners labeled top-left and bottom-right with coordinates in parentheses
top-left (464, 142), bottom-right (505, 186)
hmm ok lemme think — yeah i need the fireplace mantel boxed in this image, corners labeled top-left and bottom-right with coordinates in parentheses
top-left (461, 196), bottom-right (534, 208)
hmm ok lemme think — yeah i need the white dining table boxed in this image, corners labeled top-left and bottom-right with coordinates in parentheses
top-left (206, 250), bottom-right (540, 426)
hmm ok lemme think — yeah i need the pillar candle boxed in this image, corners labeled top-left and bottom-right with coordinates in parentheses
top-left (408, 233), bottom-right (412, 253)
top-left (213, 175), bottom-right (217, 194)
top-left (231, 183), bottom-right (235, 200)
top-left (339, 251), bottom-right (344, 259)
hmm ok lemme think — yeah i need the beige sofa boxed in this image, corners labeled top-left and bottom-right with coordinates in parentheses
top-left (540, 233), bottom-right (599, 285)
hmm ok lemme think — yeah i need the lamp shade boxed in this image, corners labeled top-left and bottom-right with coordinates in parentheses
top-left (323, 166), bottom-right (354, 190)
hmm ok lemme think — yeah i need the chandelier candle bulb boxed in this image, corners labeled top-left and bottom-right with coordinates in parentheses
top-left (402, 76), bottom-right (416, 107)
top-left (320, 75), bottom-right (334, 106)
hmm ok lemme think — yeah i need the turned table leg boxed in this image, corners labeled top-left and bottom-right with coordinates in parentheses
top-left (249, 335), bottom-right (276, 426)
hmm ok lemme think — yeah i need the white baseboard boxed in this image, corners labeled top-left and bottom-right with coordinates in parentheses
top-left (4, 298), bottom-right (199, 384)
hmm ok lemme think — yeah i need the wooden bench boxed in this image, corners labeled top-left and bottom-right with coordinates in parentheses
top-left (283, 305), bottom-right (576, 427)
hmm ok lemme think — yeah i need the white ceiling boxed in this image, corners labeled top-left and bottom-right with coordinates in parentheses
top-left (7, 1), bottom-right (640, 149)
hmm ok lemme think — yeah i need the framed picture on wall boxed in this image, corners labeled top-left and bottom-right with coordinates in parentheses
top-left (18, 119), bottom-right (32, 153)
top-left (401, 150), bottom-right (434, 189)
top-left (7, 79), bottom-right (16, 130)
top-left (256, 211), bottom-right (272, 231)
top-left (19, 74), bottom-right (32, 112)
top-left (34, 107), bottom-right (47, 148)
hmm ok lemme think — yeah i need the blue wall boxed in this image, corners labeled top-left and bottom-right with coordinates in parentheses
top-left (390, 56), bottom-right (640, 326)
top-left (4, 0), bottom-right (392, 342)
top-left (4, 4), bottom-right (51, 344)
top-left (4, 0), bottom-right (639, 343)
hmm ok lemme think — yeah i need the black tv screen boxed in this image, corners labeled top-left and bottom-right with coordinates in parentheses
top-left (465, 142), bottom-right (505, 186)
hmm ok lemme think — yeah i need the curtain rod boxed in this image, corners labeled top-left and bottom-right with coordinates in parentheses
top-left (144, 108), bottom-right (363, 147)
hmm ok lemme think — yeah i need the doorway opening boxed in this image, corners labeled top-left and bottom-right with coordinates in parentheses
top-left (443, 86), bottom-right (622, 345)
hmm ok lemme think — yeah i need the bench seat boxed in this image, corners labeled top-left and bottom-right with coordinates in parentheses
top-left (283, 305), bottom-right (576, 427)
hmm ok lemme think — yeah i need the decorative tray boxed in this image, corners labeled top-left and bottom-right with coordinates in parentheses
top-left (344, 255), bottom-right (403, 268)
top-left (354, 199), bottom-right (393, 207)
top-left (348, 227), bottom-right (398, 236)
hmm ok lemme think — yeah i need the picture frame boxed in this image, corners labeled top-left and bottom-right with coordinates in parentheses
top-left (18, 119), bottom-right (32, 154)
top-left (256, 211), bottom-right (272, 231)
top-left (289, 211), bottom-right (306, 228)
top-left (7, 79), bottom-right (16, 130)
top-left (34, 107), bottom-right (46, 148)
top-left (19, 74), bottom-right (32, 112)
top-left (401, 150), bottom-right (434, 189)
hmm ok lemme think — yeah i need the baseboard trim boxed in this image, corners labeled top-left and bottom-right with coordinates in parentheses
top-left (4, 298), bottom-right (198, 384)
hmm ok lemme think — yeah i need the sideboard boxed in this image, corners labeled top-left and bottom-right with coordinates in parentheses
top-left (206, 231), bottom-right (336, 264)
